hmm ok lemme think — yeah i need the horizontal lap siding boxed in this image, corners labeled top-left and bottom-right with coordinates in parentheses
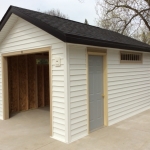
top-left (0, 14), bottom-right (18, 45)
top-left (0, 14), bottom-right (18, 119)
top-left (68, 46), bottom-right (88, 142)
top-left (0, 18), bottom-right (62, 52)
top-left (51, 43), bottom-right (66, 142)
top-left (107, 50), bottom-right (150, 125)
top-left (0, 18), bottom-right (66, 142)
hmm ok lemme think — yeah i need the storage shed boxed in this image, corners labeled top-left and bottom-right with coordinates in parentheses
top-left (0, 6), bottom-right (150, 143)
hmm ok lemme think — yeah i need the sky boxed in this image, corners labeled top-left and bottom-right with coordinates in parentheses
top-left (0, 0), bottom-right (97, 25)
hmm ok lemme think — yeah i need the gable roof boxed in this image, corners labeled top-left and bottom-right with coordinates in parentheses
top-left (0, 6), bottom-right (150, 52)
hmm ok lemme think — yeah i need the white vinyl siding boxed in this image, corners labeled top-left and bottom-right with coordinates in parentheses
top-left (0, 18), bottom-right (62, 53)
top-left (51, 43), bottom-right (67, 143)
top-left (68, 46), bottom-right (88, 143)
top-left (0, 14), bottom-right (19, 118)
top-left (107, 49), bottom-right (150, 125)
top-left (0, 17), bottom-right (67, 143)
top-left (0, 14), bottom-right (19, 45)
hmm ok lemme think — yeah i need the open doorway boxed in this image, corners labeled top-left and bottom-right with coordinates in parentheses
top-left (2, 47), bottom-right (52, 136)
top-left (7, 52), bottom-right (50, 116)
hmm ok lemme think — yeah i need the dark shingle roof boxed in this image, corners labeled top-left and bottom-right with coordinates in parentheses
top-left (1, 6), bottom-right (150, 52)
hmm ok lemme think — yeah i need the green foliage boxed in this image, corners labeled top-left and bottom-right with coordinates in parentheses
top-left (36, 59), bottom-right (49, 65)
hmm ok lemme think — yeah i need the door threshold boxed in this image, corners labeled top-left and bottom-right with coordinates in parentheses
top-left (90, 125), bottom-right (105, 133)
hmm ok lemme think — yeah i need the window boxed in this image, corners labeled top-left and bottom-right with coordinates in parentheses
top-left (120, 52), bottom-right (142, 63)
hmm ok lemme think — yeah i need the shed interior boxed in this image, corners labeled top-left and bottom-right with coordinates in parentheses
top-left (7, 52), bottom-right (50, 116)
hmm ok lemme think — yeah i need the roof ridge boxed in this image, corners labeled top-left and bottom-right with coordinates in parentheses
top-left (11, 6), bottom-right (148, 47)
top-left (0, 5), bottom-right (150, 52)
top-left (12, 5), bottom-right (66, 35)
top-left (11, 5), bottom-right (98, 27)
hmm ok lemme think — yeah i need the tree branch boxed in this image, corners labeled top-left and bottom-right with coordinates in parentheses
top-left (107, 4), bottom-right (150, 31)
top-left (144, 0), bottom-right (150, 6)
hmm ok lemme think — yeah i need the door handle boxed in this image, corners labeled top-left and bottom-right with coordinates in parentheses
top-left (102, 94), bottom-right (105, 98)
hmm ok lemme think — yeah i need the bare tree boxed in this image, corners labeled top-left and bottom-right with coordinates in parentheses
top-left (140, 32), bottom-right (150, 44)
top-left (44, 9), bottom-right (69, 19)
top-left (145, 0), bottom-right (150, 6)
top-left (133, 27), bottom-right (150, 44)
top-left (96, 4), bottom-right (131, 36)
top-left (96, 0), bottom-right (150, 36)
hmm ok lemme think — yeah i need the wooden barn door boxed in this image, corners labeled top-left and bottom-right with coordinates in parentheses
top-left (8, 53), bottom-right (49, 115)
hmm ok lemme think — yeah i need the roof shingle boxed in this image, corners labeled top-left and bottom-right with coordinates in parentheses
top-left (1, 6), bottom-right (150, 52)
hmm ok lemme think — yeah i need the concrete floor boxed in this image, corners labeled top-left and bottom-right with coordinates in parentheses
top-left (0, 108), bottom-right (150, 150)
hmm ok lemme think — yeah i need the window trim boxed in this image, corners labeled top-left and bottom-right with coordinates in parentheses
top-left (120, 51), bottom-right (143, 63)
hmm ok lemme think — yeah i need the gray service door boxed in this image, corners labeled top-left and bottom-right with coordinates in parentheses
top-left (88, 55), bottom-right (104, 132)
